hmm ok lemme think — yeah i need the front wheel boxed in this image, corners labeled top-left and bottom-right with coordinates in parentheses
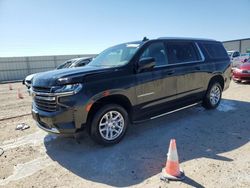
top-left (90, 104), bottom-right (129, 145)
top-left (202, 82), bottom-right (222, 109)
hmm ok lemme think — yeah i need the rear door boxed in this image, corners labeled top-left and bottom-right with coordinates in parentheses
top-left (165, 41), bottom-right (206, 102)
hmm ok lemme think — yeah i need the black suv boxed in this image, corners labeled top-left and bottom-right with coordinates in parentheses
top-left (31, 37), bottom-right (231, 145)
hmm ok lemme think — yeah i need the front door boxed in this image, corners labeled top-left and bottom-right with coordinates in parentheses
top-left (134, 41), bottom-right (177, 121)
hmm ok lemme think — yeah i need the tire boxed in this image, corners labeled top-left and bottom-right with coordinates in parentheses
top-left (202, 81), bottom-right (222, 109)
top-left (90, 104), bottom-right (129, 145)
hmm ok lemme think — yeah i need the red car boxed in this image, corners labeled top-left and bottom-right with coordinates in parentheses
top-left (233, 59), bottom-right (250, 82)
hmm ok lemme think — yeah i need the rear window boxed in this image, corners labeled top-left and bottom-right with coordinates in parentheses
top-left (202, 42), bottom-right (228, 59)
top-left (166, 42), bottom-right (201, 64)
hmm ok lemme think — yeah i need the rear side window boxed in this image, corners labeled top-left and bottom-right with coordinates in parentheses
top-left (166, 42), bottom-right (201, 64)
top-left (202, 42), bottom-right (228, 59)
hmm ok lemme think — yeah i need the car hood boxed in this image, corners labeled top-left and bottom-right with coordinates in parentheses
top-left (240, 63), bottom-right (250, 70)
top-left (32, 65), bottom-right (109, 87)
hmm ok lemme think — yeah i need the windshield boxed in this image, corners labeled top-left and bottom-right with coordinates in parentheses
top-left (57, 60), bottom-right (74, 69)
top-left (88, 43), bottom-right (141, 68)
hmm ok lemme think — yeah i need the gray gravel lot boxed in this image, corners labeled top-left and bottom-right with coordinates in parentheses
top-left (0, 81), bottom-right (250, 188)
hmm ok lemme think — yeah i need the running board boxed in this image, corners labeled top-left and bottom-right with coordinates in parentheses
top-left (150, 102), bottom-right (200, 120)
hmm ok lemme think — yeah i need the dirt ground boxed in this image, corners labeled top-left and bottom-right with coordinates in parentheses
top-left (0, 81), bottom-right (250, 188)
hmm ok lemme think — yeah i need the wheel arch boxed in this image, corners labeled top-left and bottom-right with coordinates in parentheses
top-left (86, 94), bottom-right (132, 133)
top-left (208, 74), bottom-right (225, 90)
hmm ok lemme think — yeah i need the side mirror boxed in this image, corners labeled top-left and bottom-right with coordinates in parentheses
top-left (138, 57), bottom-right (156, 72)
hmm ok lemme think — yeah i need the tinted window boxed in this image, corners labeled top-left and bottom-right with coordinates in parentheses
top-left (140, 42), bottom-right (168, 66)
top-left (166, 42), bottom-right (200, 64)
top-left (233, 52), bottom-right (240, 57)
top-left (202, 42), bottom-right (228, 59)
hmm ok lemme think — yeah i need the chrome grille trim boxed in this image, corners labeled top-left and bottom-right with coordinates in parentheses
top-left (32, 89), bottom-right (58, 112)
top-left (34, 95), bottom-right (57, 112)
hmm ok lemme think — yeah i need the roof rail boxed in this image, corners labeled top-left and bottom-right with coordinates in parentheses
top-left (157, 37), bottom-right (216, 41)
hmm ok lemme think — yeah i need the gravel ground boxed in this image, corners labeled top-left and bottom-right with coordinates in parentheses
top-left (0, 81), bottom-right (250, 188)
top-left (0, 83), bottom-right (31, 120)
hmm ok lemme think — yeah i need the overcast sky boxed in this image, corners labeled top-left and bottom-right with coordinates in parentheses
top-left (0, 0), bottom-right (249, 57)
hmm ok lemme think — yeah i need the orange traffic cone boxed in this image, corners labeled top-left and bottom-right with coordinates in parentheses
top-left (161, 139), bottom-right (185, 181)
top-left (9, 84), bottom-right (13, 90)
top-left (17, 88), bottom-right (24, 99)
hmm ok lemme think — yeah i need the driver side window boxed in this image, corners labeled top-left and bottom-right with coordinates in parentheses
top-left (140, 42), bottom-right (168, 67)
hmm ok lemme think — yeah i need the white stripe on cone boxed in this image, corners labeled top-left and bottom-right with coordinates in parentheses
top-left (167, 142), bottom-right (179, 162)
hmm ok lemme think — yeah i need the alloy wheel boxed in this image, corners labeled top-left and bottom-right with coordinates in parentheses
top-left (98, 110), bottom-right (125, 141)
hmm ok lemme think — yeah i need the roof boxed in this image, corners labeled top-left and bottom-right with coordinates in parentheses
top-left (157, 37), bottom-right (216, 42)
top-left (124, 37), bottom-right (217, 45)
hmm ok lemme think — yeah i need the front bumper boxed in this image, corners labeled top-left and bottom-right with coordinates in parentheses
top-left (233, 72), bottom-right (250, 81)
top-left (32, 107), bottom-right (80, 134)
top-left (36, 121), bottom-right (60, 134)
top-left (31, 89), bottom-right (89, 135)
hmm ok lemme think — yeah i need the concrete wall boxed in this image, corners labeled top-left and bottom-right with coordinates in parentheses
top-left (223, 41), bottom-right (241, 52)
top-left (0, 54), bottom-right (96, 82)
top-left (223, 38), bottom-right (250, 53)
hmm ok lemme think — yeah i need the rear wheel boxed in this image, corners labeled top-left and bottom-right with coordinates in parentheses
top-left (203, 82), bottom-right (222, 109)
top-left (90, 104), bottom-right (128, 145)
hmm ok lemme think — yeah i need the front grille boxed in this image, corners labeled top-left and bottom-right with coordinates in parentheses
top-left (242, 70), bottom-right (248, 74)
top-left (242, 70), bottom-right (250, 74)
top-left (34, 94), bottom-right (58, 112)
top-left (33, 86), bottom-right (51, 93)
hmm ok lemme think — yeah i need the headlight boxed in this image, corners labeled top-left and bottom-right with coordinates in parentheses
top-left (54, 83), bottom-right (82, 94)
